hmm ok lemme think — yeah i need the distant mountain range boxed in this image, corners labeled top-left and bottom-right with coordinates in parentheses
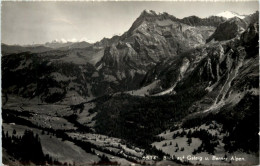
top-left (1, 41), bottom-right (92, 55)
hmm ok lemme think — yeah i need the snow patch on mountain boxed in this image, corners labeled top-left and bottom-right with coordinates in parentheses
top-left (49, 37), bottom-right (93, 44)
top-left (216, 11), bottom-right (245, 19)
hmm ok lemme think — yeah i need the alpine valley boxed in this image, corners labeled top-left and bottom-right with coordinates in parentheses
top-left (2, 10), bottom-right (259, 166)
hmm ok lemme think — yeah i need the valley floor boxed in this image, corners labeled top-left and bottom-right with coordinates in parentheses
top-left (2, 95), bottom-right (259, 166)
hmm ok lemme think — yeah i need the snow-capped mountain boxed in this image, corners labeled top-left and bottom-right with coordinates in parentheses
top-left (44, 38), bottom-right (92, 49)
top-left (47, 38), bottom-right (93, 44)
top-left (216, 11), bottom-right (246, 19)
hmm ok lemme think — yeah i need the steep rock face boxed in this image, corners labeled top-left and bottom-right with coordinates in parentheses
top-left (122, 10), bottom-right (217, 57)
top-left (138, 21), bottom-right (258, 113)
top-left (96, 10), bottom-right (216, 91)
top-left (243, 11), bottom-right (259, 25)
top-left (240, 23), bottom-right (259, 57)
top-left (226, 23), bottom-right (259, 94)
top-left (143, 48), bottom-right (207, 94)
top-left (175, 23), bottom-right (258, 114)
top-left (179, 24), bottom-right (259, 154)
top-left (206, 17), bottom-right (247, 42)
top-left (180, 16), bottom-right (226, 27)
top-left (93, 35), bottom-right (121, 48)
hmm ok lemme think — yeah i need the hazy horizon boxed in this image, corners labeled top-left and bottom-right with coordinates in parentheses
top-left (2, 1), bottom-right (259, 45)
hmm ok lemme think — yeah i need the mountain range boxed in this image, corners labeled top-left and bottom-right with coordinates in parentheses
top-left (2, 10), bottom-right (259, 166)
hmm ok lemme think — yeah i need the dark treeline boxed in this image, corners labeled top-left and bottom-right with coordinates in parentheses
top-left (93, 85), bottom-right (207, 150)
top-left (171, 128), bottom-right (218, 154)
top-left (190, 129), bottom-right (218, 155)
top-left (2, 129), bottom-right (67, 165)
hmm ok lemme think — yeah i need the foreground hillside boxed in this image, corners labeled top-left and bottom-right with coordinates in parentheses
top-left (2, 10), bottom-right (259, 165)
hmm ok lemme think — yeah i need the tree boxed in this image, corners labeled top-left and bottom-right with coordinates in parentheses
top-left (187, 137), bottom-right (192, 146)
top-left (20, 130), bottom-right (45, 163)
top-left (223, 154), bottom-right (227, 161)
top-left (162, 143), bottom-right (167, 147)
top-left (13, 129), bottom-right (16, 135)
top-left (187, 130), bottom-right (192, 138)
top-left (192, 149), bottom-right (197, 155)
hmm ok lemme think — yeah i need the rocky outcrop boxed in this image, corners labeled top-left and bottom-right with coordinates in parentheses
top-left (243, 11), bottom-right (259, 25)
top-left (206, 17), bottom-right (247, 42)
top-left (135, 20), bottom-right (258, 115)
top-left (180, 16), bottom-right (226, 27)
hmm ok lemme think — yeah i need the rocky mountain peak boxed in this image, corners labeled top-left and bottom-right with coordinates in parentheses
top-left (141, 9), bottom-right (158, 16)
top-left (206, 16), bottom-right (247, 43)
top-left (243, 11), bottom-right (259, 25)
top-left (127, 10), bottom-right (176, 35)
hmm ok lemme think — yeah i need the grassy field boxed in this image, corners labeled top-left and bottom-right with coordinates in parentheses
top-left (152, 122), bottom-right (259, 165)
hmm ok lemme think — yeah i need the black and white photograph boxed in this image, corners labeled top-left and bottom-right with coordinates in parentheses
top-left (1, 1), bottom-right (259, 165)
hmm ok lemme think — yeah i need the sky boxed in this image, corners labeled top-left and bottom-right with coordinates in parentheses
top-left (1, 1), bottom-right (259, 45)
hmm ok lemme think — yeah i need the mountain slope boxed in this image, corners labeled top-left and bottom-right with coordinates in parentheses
top-left (90, 22), bottom-right (259, 165)
top-left (243, 11), bottom-right (259, 25)
top-left (1, 44), bottom-right (53, 56)
top-left (96, 10), bottom-right (217, 91)
top-left (206, 17), bottom-right (247, 42)
top-left (206, 11), bottom-right (259, 43)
